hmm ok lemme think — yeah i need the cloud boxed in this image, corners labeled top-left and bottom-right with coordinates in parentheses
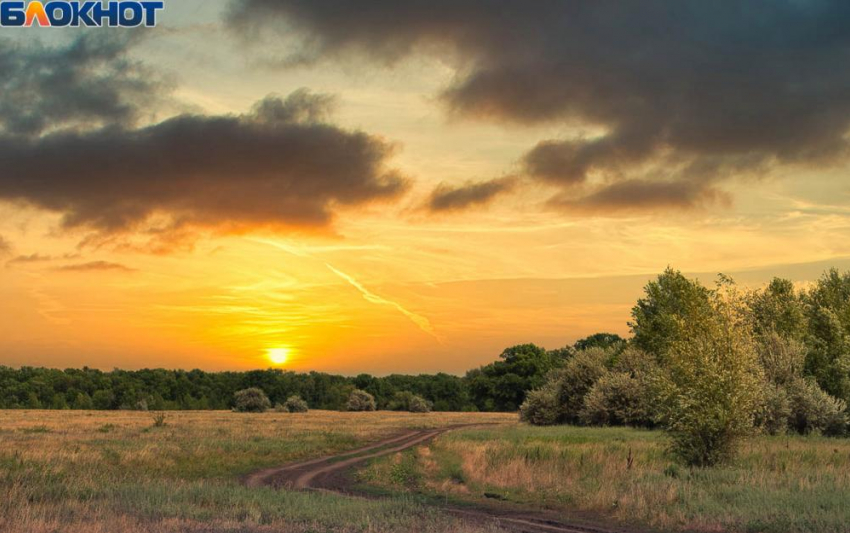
top-left (0, 235), bottom-right (10, 256)
top-left (427, 176), bottom-right (517, 212)
top-left (6, 253), bottom-right (53, 266)
top-left (229, 1), bottom-right (850, 213)
top-left (326, 263), bottom-right (440, 341)
top-left (0, 90), bottom-right (409, 237)
top-left (549, 179), bottom-right (731, 215)
top-left (54, 261), bottom-right (135, 273)
top-left (0, 32), bottom-right (167, 136)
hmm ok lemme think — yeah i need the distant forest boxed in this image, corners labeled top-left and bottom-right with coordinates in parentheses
top-left (0, 336), bottom-right (610, 412)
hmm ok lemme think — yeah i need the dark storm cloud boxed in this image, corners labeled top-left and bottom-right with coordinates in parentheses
top-left (55, 261), bottom-right (135, 273)
top-left (0, 90), bottom-right (409, 234)
top-left (228, 0), bottom-right (850, 213)
top-left (0, 33), bottom-right (166, 136)
top-left (549, 180), bottom-right (731, 215)
top-left (427, 176), bottom-right (517, 212)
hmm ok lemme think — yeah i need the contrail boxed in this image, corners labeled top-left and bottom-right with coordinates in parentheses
top-left (325, 264), bottom-right (441, 341)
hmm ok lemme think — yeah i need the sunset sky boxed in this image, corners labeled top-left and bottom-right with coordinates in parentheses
top-left (2, 1), bottom-right (850, 374)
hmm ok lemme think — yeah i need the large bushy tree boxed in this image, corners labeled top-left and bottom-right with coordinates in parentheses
top-left (653, 278), bottom-right (764, 466)
top-left (630, 267), bottom-right (713, 358)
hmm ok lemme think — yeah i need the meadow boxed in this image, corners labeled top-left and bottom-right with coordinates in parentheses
top-left (359, 425), bottom-right (850, 533)
top-left (0, 410), bottom-right (513, 533)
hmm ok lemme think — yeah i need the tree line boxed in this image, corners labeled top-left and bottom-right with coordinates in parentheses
top-left (0, 336), bottom-right (609, 413)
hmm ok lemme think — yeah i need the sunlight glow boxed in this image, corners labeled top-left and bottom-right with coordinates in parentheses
top-left (266, 347), bottom-right (290, 365)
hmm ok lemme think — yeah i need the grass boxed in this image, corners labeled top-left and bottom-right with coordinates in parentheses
top-left (359, 424), bottom-right (850, 533)
top-left (0, 409), bottom-right (513, 533)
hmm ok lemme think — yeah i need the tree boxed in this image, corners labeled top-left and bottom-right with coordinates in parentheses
top-left (346, 389), bottom-right (376, 411)
top-left (630, 267), bottom-right (713, 358)
top-left (747, 278), bottom-right (808, 342)
top-left (92, 390), bottom-right (115, 410)
top-left (803, 269), bottom-right (850, 401)
top-left (654, 277), bottom-right (764, 466)
top-left (73, 392), bottom-right (93, 410)
top-left (233, 387), bottom-right (271, 413)
top-left (466, 343), bottom-right (560, 411)
top-left (574, 333), bottom-right (624, 352)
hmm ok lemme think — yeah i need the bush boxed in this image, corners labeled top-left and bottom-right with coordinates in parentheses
top-left (346, 389), bottom-right (376, 411)
top-left (151, 412), bottom-right (167, 427)
top-left (756, 385), bottom-right (792, 435)
top-left (283, 395), bottom-right (309, 413)
top-left (580, 371), bottom-right (648, 427)
top-left (408, 395), bottom-right (432, 413)
top-left (519, 382), bottom-right (560, 426)
top-left (233, 387), bottom-right (271, 413)
top-left (387, 391), bottom-right (432, 412)
top-left (787, 378), bottom-right (848, 436)
top-left (758, 333), bottom-right (806, 386)
top-left (551, 347), bottom-right (609, 423)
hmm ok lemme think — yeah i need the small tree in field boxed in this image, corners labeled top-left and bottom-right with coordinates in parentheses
top-left (233, 388), bottom-right (271, 413)
top-left (283, 395), bottom-right (309, 413)
top-left (408, 395), bottom-right (432, 413)
top-left (655, 277), bottom-right (764, 466)
top-left (346, 389), bottom-right (376, 411)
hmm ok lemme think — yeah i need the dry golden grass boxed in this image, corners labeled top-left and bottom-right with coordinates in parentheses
top-left (361, 425), bottom-right (850, 533)
top-left (0, 409), bottom-right (514, 533)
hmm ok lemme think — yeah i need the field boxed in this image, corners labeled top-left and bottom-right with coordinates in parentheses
top-left (360, 425), bottom-right (850, 533)
top-left (5, 410), bottom-right (850, 533)
top-left (0, 410), bottom-right (513, 533)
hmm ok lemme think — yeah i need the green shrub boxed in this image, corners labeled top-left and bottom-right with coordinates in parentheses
top-left (786, 378), bottom-right (848, 436)
top-left (346, 389), bottom-right (376, 412)
top-left (756, 385), bottom-right (792, 435)
top-left (519, 382), bottom-right (560, 426)
top-left (551, 347), bottom-right (609, 424)
top-left (151, 412), bottom-right (167, 427)
top-left (408, 395), bottom-right (431, 413)
top-left (580, 371), bottom-right (648, 427)
top-left (283, 395), bottom-right (309, 413)
top-left (758, 333), bottom-right (806, 386)
top-left (387, 391), bottom-right (431, 413)
top-left (233, 388), bottom-right (271, 413)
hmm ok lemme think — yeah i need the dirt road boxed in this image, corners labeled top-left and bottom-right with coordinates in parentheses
top-left (244, 426), bottom-right (645, 533)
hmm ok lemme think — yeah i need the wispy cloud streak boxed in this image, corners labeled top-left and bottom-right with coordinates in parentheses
top-left (325, 263), bottom-right (440, 341)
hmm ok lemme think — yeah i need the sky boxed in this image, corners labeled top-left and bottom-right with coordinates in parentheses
top-left (2, 1), bottom-right (850, 374)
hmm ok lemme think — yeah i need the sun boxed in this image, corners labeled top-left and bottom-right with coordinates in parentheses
top-left (266, 347), bottom-right (290, 365)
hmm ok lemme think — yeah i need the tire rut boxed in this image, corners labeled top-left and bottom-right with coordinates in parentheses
top-left (244, 426), bottom-right (649, 533)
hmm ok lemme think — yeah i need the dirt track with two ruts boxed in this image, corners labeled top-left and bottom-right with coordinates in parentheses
top-left (244, 426), bottom-right (650, 533)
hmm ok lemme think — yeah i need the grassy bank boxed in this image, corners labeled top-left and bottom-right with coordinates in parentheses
top-left (359, 425), bottom-right (850, 533)
top-left (0, 409), bottom-right (513, 533)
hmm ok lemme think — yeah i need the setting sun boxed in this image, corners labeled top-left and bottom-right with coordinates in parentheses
top-left (266, 348), bottom-right (290, 365)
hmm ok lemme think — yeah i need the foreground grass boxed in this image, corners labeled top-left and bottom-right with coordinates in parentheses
top-left (359, 425), bottom-right (850, 533)
top-left (0, 409), bottom-right (513, 533)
